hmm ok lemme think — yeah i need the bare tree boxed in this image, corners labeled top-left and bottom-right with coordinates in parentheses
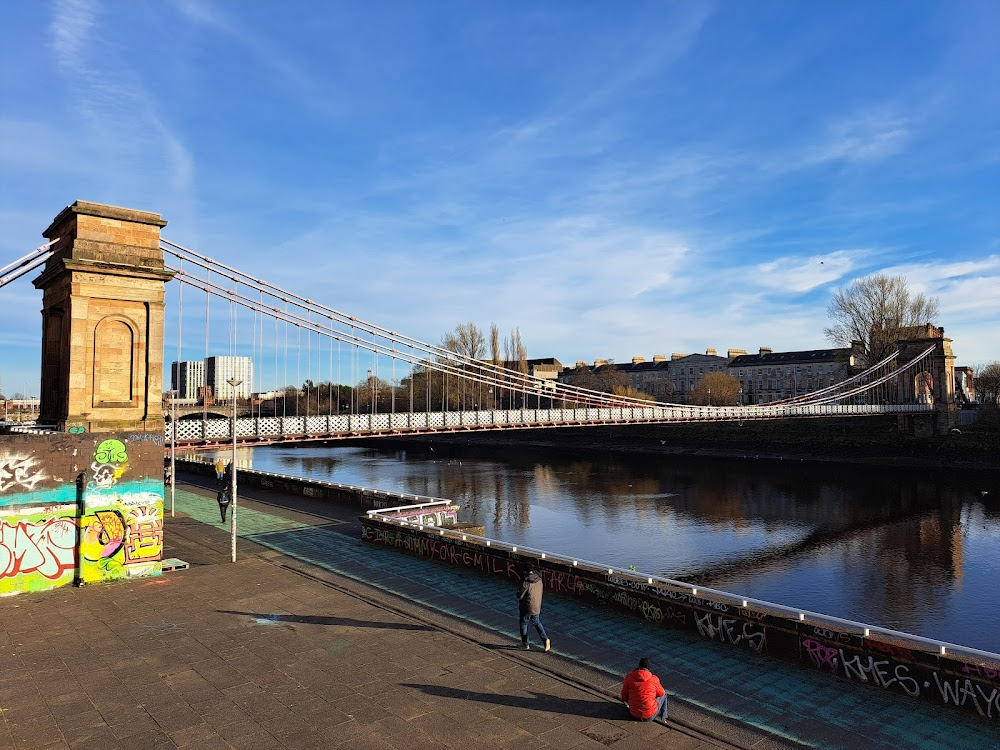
top-left (976, 362), bottom-right (1000, 405)
top-left (824, 273), bottom-right (940, 366)
top-left (441, 322), bottom-right (486, 359)
top-left (490, 324), bottom-right (502, 367)
top-left (611, 385), bottom-right (655, 403)
top-left (511, 327), bottom-right (528, 376)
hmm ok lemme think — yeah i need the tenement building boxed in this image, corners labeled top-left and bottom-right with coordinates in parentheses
top-left (557, 349), bottom-right (748, 404)
top-left (557, 345), bottom-right (864, 405)
top-left (727, 347), bottom-right (858, 404)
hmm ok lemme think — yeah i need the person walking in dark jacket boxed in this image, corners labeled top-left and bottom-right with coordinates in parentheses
top-left (620, 657), bottom-right (668, 722)
top-left (216, 485), bottom-right (231, 523)
top-left (517, 566), bottom-right (550, 651)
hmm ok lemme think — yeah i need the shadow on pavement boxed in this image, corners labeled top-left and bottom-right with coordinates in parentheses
top-left (401, 683), bottom-right (623, 719)
top-left (217, 609), bottom-right (435, 630)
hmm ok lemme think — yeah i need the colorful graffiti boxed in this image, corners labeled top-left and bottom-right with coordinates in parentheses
top-left (124, 505), bottom-right (163, 562)
top-left (0, 431), bottom-right (164, 595)
top-left (90, 438), bottom-right (129, 489)
top-left (78, 500), bottom-right (163, 583)
top-left (0, 512), bottom-right (77, 588)
top-left (80, 508), bottom-right (127, 582)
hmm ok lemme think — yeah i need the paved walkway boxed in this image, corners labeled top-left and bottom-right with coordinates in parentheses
top-left (0, 478), bottom-right (997, 750)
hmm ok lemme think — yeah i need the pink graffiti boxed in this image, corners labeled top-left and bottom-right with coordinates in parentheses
top-left (963, 663), bottom-right (1000, 682)
top-left (0, 517), bottom-right (76, 581)
top-left (868, 639), bottom-right (914, 661)
top-left (803, 638), bottom-right (840, 674)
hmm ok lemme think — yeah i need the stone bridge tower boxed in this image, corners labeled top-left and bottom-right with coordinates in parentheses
top-left (32, 201), bottom-right (173, 433)
top-left (896, 325), bottom-right (957, 434)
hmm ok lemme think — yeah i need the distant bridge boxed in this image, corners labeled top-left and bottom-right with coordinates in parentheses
top-left (167, 404), bottom-right (252, 420)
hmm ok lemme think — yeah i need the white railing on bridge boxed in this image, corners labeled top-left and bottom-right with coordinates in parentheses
top-left (166, 402), bottom-right (933, 444)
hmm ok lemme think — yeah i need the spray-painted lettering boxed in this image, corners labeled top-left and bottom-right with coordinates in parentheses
top-left (0, 517), bottom-right (76, 580)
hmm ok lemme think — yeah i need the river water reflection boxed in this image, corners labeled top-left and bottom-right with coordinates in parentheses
top-left (238, 442), bottom-right (999, 653)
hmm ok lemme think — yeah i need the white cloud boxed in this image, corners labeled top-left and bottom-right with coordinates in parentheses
top-left (803, 110), bottom-right (910, 166)
top-left (881, 255), bottom-right (1000, 319)
top-left (753, 249), bottom-right (866, 293)
top-left (47, 0), bottom-right (195, 199)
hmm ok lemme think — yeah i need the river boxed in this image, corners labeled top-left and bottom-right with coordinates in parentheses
top-left (218, 441), bottom-right (1000, 653)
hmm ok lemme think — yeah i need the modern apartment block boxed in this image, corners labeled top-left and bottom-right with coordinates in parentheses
top-left (170, 360), bottom-right (205, 400)
top-left (205, 356), bottom-right (253, 400)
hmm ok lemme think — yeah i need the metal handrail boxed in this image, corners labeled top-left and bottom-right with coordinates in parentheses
top-left (366, 500), bottom-right (454, 516)
top-left (178, 458), bottom-right (999, 663)
top-left (370, 511), bottom-right (1000, 664)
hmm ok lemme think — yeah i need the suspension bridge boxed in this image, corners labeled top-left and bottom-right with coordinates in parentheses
top-left (0, 201), bottom-right (954, 447)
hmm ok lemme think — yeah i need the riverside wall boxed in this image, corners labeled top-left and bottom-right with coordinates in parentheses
top-left (178, 458), bottom-right (1000, 722)
top-left (360, 513), bottom-right (1000, 724)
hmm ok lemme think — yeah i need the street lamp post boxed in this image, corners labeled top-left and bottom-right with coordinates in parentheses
top-left (169, 390), bottom-right (177, 517)
top-left (227, 377), bottom-right (242, 563)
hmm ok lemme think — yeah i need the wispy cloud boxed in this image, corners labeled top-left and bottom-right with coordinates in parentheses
top-left (752, 250), bottom-right (867, 293)
top-left (804, 110), bottom-right (910, 165)
top-left (169, 0), bottom-right (340, 119)
top-left (48, 0), bottom-right (194, 197)
top-left (882, 255), bottom-right (1000, 318)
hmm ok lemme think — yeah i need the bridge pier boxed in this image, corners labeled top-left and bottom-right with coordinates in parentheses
top-left (0, 201), bottom-right (172, 598)
top-left (895, 326), bottom-right (957, 435)
top-left (33, 201), bottom-right (173, 433)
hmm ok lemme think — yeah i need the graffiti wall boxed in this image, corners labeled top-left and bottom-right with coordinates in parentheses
top-left (0, 431), bottom-right (164, 595)
top-left (361, 517), bottom-right (1000, 724)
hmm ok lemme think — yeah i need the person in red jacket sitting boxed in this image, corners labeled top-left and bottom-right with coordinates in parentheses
top-left (620, 657), bottom-right (668, 722)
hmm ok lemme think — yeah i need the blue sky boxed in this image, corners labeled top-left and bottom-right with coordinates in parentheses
top-left (2, 1), bottom-right (999, 395)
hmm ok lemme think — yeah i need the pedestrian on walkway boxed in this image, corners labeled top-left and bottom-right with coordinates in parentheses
top-left (214, 457), bottom-right (225, 481)
top-left (620, 657), bottom-right (668, 722)
top-left (217, 485), bottom-right (231, 523)
top-left (517, 565), bottom-right (550, 651)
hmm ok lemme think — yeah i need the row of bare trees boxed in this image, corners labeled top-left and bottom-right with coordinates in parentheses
top-left (254, 323), bottom-right (546, 416)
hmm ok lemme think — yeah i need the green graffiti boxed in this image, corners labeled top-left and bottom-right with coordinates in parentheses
top-left (94, 439), bottom-right (128, 464)
top-left (68, 425), bottom-right (86, 434)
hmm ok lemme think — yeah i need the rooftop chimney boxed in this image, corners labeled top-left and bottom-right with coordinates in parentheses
top-left (594, 359), bottom-right (609, 367)
top-left (632, 356), bottom-right (645, 364)
top-left (705, 348), bottom-right (717, 356)
top-left (727, 348), bottom-right (747, 358)
top-left (652, 354), bottom-right (667, 362)
top-left (671, 353), bottom-right (688, 361)
top-left (759, 347), bottom-right (773, 356)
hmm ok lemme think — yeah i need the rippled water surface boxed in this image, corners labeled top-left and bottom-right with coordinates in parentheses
top-left (223, 442), bottom-right (1000, 652)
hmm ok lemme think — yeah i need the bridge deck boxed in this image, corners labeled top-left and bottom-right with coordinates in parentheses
top-left (168, 403), bottom-right (932, 448)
